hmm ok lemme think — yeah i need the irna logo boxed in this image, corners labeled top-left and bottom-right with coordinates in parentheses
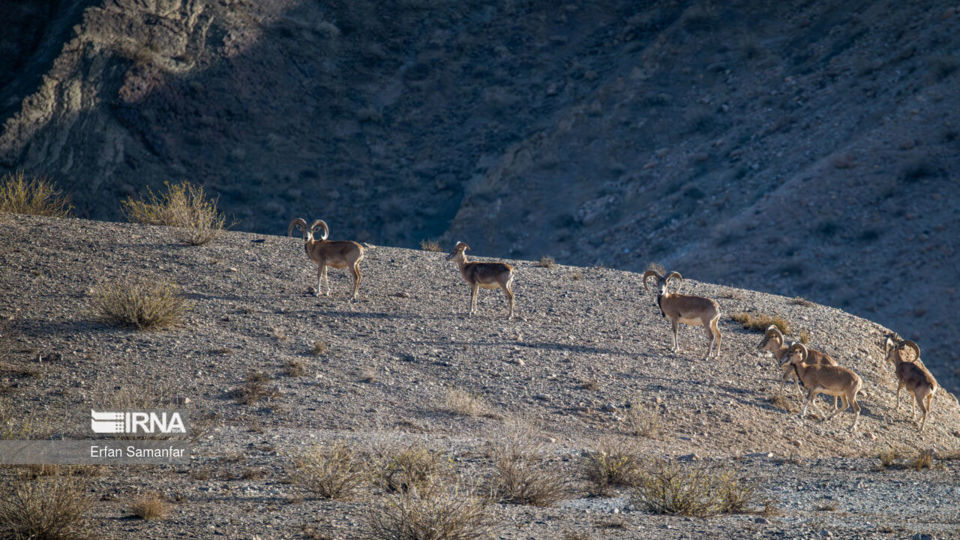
top-left (90, 410), bottom-right (186, 434)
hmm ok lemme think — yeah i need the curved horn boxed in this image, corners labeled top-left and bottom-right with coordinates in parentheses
top-left (665, 271), bottom-right (683, 293)
top-left (642, 270), bottom-right (662, 292)
top-left (309, 219), bottom-right (329, 241)
top-left (288, 218), bottom-right (308, 238)
top-left (765, 325), bottom-right (784, 339)
top-left (789, 342), bottom-right (808, 362)
top-left (901, 340), bottom-right (921, 361)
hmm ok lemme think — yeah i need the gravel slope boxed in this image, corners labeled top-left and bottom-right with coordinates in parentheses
top-left (1, 213), bottom-right (959, 538)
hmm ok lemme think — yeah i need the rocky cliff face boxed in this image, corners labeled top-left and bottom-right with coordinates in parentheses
top-left (1, 0), bottom-right (958, 388)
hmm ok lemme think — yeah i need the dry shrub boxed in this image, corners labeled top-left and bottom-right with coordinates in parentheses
top-left (877, 447), bottom-right (901, 468)
top-left (0, 468), bottom-right (93, 539)
top-left (284, 358), bottom-right (307, 377)
top-left (583, 438), bottom-right (642, 496)
top-left (310, 340), bottom-right (328, 356)
top-left (491, 430), bottom-right (567, 507)
top-left (130, 492), bottom-right (171, 520)
top-left (420, 239), bottom-right (443, 252)
top-left (235, 370), bottom-right (279, 404)
top-left (632, 459), bottom-right (759, 517)
top-left (377, 444), bottom-right (451, 495)
top-left (536, 256), bottom-right (555, 268)
top-left (289, 441), bottom-right (368, 499)
top-left (368, 482), bottom-right (494, 540)
top-left (122, 181), bottom-right (227, 245)
top-left (730, 312), bottom-right (790, 335)
top-left (624, 398), bottom-right (661, 438)
top-left (91, 279), bottom-right (191, 331)
top-left (768, 394), bottom-right (793, 412)
top-left (0, 170), bottom-right (72, 217)
top-left (443, 389), bottom-right (490, 418)
top-left (790, 297), bottom-right (815, 307)
top-left (914, 449), bottom-right (935, 471)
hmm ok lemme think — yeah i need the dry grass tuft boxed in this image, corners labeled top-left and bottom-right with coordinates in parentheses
top-left (790, 297), bottom-right (815, 307)
top-left (730, 312), bottom-right (790, 335)
top-left (536, 256), bottom-right (556, 268)
top-left (769, 394), bottom-right (793, 412)
top-left (376, 444), bottom-right (451, 495)
top-left (310, 340), bottom-right (329, 357)
top-left (632, 459), bottom-right (759, 517)
top-left (914, 449), bottom-right (935, 471)
top-left (130, 492), bottom-right (171, 520)
top-left (0, 170), bottom-right (72, 217)
top-left (877, 447), bottom-right (901, 468)
top-left (235, 370), bottom-right (280, 404)
top-left (91, 279), bottom-right (191, 331)
top-left (491, 430), bottom-right (567, 507)
top-left (443, 389), bottom-right (491, 418)
top-left (624, 398), bottom-right (661, 438)
top-left (419, 239), bottom-right (443, 252)
top-left (583, 438), bottom-right (642, 496)
top-left (284, 358), bottom-right (307, 377)
top-left (289, 441), bottom-right (368, 500)
top-left (0, 468), bottom-right (93, 539)
top-left (122, 181), bottom-right (228, 245)
top-left (368, 482), bottom-right (494, 540)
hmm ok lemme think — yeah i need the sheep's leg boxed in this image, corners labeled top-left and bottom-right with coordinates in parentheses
top-left (469, 283), bottom-right (479, 316)
top-left (351, 262), bottom-right (361, 300)
top-left (315, 265), bottom-right (323, 297)
top-left (321, 265), bottom-right (330, 296)
top-left (671, 319), bottom-right (680, 352)
top-left (709, 315), bottom-right (721, 357)
top-left (502, 279), bottom-right (514, 319)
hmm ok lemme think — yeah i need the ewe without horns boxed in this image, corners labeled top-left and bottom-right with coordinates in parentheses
top-left (757, 325), bottom-right (839, 409)
top-left (642, 268), bottom-right (721, 359)
top-left (446, 241), bottom-right (515, 319)
top-left (787, 343), bottom-right (863, 432)
top-left (288, 218), bottom-right (364, 300)
top-left (883, 335), bottom-right (938, 432)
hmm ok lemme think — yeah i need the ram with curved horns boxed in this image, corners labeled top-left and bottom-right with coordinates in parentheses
top-left (288, 218), bottom-right (365, 300)
top-left (642, 268), bottom-right (721, 359)
top-left (758, 325), bottom-right (839, 409)
top-left (883, 335), bottom-right (938, 432)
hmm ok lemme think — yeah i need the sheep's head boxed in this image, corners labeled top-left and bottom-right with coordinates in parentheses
top-left (446, 241), bottom-right (469, 261)
top-left (758, 325), bottom-right (785, 352)
top-left (788, 342), bottom-right (808, 364)
top-left (642, 266), bottom-right (682, 297)
top-left (288, 218), bottom-right (329, 241)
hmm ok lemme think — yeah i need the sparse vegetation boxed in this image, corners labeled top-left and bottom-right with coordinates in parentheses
top-left (310, 340), bottom-right (328, 356)
top-left (624, 398), bottom-right (661, 438)
top-left (790, 297), bottom-right (815, 307)
top-left (536, 256), bottom-right (555, 268)
top-left (284, 358), bottom-right (306, 377)
top-left (91, 279), bottom-right (191, 331)
top-left (235, 370), bottom-right (280, 404)
top-left (131, 492), bottom-right (171, 520)
top-left (632, 459), bottom-right (759, 517)
top-left (122, 181), bottom-right (228, 245)
top-left (443, 389), bottom-right (490, 418)
top-left (376, 444), bottom-right (451, 495)
top-left (420, 239), bottom-right (443, 252)
top-left (769, 394), bottom-right (793, 412)
top-left (730, 312), bottom-right (790, 335)
top-left (0, 171), bottom-right (72, 217)
top-left (583, 438), bottom-right (642, 496)
top-left (368, 483), bottom-right (494, 540)
top-left (0, 468), bottom-right (93, 539)
top-left (914, 449), bottom-right (935, 471)
top-left (491, 435), bottom-right (567, 507)
top-left (289, 441), bottom-right (368, 500)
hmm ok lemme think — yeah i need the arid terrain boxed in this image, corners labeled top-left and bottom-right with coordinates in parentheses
top-left (1, 0), bottom-right (959, 398)
top-left (2, 214), bottom-right (959, 538)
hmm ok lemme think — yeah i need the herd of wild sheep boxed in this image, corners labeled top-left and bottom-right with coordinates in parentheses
top-left (288, 218), bottom-right (941, 434)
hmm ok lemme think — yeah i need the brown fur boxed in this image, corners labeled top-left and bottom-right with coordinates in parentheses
top-left (447, 242), bottom-right (515, 318)
top-left (288, 218), bottom-right (364, 300)
top-left (642, 270), bottom-right (721, 359)
top-left (757, 326), bottom-right (838, 409)
top-left (788, 343), bottom-right (863, 432)
top-left (884, 336), bottom-right (938, 432)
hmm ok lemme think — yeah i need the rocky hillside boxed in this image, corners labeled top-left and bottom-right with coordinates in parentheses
top-left (1, 0), bottom-right (959, 392)
top-left (2, 214), bottom-right (960, 538)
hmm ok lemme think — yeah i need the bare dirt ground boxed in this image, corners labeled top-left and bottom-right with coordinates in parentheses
top-left (2, 214), bottom-right (960, 538)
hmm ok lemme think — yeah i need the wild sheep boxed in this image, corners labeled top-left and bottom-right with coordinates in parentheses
top-left (787, 343), bottom-right (863, 432)
top-left (883, 335), bottom-right (938, 432)
top-left (288, 218), bottom-right (364, 300)
top-left (446, 241), bottom-right (515, 319)
top-left (642, 268), bottom-right (721, 359)
top-left (757, 325), bottom-right (838, 409)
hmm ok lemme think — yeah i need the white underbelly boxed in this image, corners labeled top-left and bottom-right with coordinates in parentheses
top-left (679, 317), bottom-right (704, 326)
